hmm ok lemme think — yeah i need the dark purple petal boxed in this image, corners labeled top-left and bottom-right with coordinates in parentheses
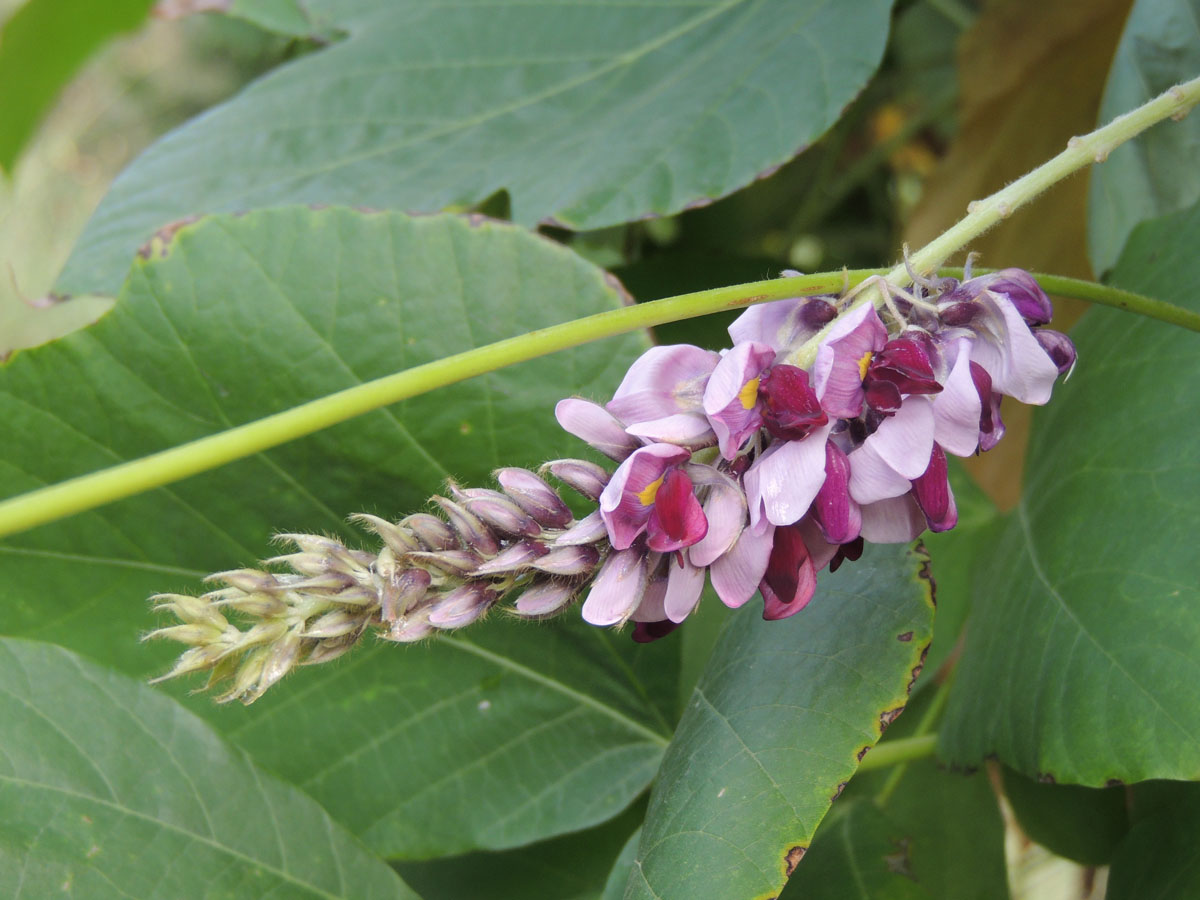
top-left (970, 361), bottom-right (1006, 452)
top-left (911, 444), bottom-right (957, 532)
top-left (813, 441), bottom-right (861, 545)
top-left (646, 468), bottom-right (708, 552)
top-left (866, 337), bottom-right (942, 399)
top-left (828, 537), bottom-right (864, 573)
top-left (1035, 329), bottom-right (1077, 375)
top-left (632, 619), bottom-right (682, 643)
top-left (983, 268), bottom-right (1054, 325)
top-left (759, 524), bottom-right (817, 620)
top-left (863, 379), bottom-right (903, 415)
top-left (599, 443), bottom-right (691, 549)
top-left (759, 365), bottom-right (828, 440)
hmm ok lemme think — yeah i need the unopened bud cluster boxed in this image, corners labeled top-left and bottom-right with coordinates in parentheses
top-left (148, 460), bottom-right (612, 703)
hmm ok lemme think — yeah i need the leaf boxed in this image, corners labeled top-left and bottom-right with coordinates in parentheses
top-left (395, 802), bottom-right (644, 900)
top-left (0, 0), bottom-right (155, 172)
top-left (0, 637), bottom-right (419, 899)
top-left (1107, 782), bottom-right (1200, 899)
top-left (1000, 766), bottom-right (1129, 865)
top-left (601, 828), bottom-right (642, 900)
top-left (0, 207), bottom-right (672, 858)
top-left (623, 542), bottom-right (935, 900)
top-left (938, 200), bottom-right (1200, 784)
top-left (58, 0), bottom-right (895, 295)
top-left (1087, 0), bottom-right (1200, 275)
top-left (778, 802), bottom-right (931, 900)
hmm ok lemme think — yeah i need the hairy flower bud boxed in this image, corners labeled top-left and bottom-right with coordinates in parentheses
top-left (495, 468), bottom-right (574, 528)
top-left (542, 458), bottom-right (610, 500)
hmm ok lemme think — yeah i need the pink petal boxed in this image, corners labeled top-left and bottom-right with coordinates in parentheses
top-left (631, 574), bottom-right (668, 622)
top-left (702, 341), bottom-right (775, 459)
top-left (813, 441), bottom-right (861, 544)
top-left (744, 424), bottom-right (833, 528)
top-left (581, 549), bottom-right (649, 626)
top-left (556, 399), bottom-right (640, 461)
top-left (859, 494), bottom-right (926, 543)
top-left (606, 345), bottom-right (719, 424)
top-left (626, 412), bottom-right (716, 448)
top-left (663, 556), bottom-right (707, 622)
top-left (688, 476), bottom-right (747, 567)
top-left (971, 291), bottom-right (1061, 405)
top-left (932, 339), bottom-right (983, 457)
top-left (728, 298), bottom-right (826, 352)
top-left (912, 445), bottom-right (957, 532)
top-left (710, 522), bottom-right (775, 608)
top-left (848, 397), bottom-right (935, 504)
top-left (799, 516), bottom-right (840, 572)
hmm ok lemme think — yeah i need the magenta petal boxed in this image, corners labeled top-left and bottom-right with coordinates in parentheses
top-left (814, 441), bottom-right (861, 544)
top-left (606, 344), bottom-right (720, 424)
top-left (710, 523), bottom-right (775, 608)
top-left (759, 524), bottom-right (817, 620)
top-left (759, 365), bottom-right (828, 440)
top-left (980, 269), bottom-right (1054, 325)
top-left (664, 555), bottom-right (707, 622)
top-left (970, 362), bottom-right (1006, 451)
top-left (812, 303), bottom-right (887, 418)
top-left (599, 443), bottom-right (691, 550)
top-left (581, 549), bottom-right (649, 626)
top-left (799, 516), bottom-right (840, 572)
top-left (744, 424), bottom-right (833, 527)
top-left (912, 444), bottom-right (957, 532)
top-left (932, 339), bottom-right (983, 457)
top-left (703, 341), bottom-right (775, 459)
top-left (859, 494), bottom-right (926, 543)
top-left (646, 468), bottom-right (708, 552)
top-left (556, 398), bottom-right (640, 461)
top-left (689, 477), bottom-right (747, 566)
top-left (1035, 329), bottom-right (1077, 375)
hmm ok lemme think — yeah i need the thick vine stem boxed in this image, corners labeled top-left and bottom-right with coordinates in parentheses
top-left (0, 78), bottom-right (1196, 540)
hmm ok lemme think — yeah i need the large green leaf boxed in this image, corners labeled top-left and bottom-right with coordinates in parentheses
top-left (0, 207), bottom-right (673, 858)
top-left (58, 0), bottom-right (894, 295)
top-left (1000, 766), bottom-right (1129, 865)
top-left (0, 637), bottom-right (419, 899)
top-left (1086, 0), bottom-right (1200, 274)
top-left (623, 542), bottom-right (935, 900)
top-left (0, 0), bottom-right (154, 172)
top-left (938, 201), bottom-right (1200, 783)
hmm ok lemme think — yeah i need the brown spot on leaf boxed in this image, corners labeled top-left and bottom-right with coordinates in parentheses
top-left (905, 644), bottom-right (929, 694)
top-left (137, 216), bottom-right (200, 259)
top-left (897, 631), bottom-right (914, 642)
top-left (1037, 772), bottom-right (1056, 785)
top-left (879, 706), bottom-right (905, 734)
top-left (783, 845), bottom-right (807, 877)
top-left (857, 745), bottom-right (871, 762)
top-left (913, 540), bottom-right (937, 608)
top-left (1105, 778), bottom-right (1124, 788)
top-left (830, 781), bottom-right (848, 803)
top-left (884, 837), bottom-right (915, 879)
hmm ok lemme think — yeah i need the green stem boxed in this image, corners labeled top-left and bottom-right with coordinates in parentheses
top-left (855, 734), bottom-right (938, 774)
top-left (873, 681), bottom-right (951, 806)
top-left (1, 79), bottom-right (1197, 540)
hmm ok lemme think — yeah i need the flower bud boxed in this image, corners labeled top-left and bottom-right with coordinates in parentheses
top-left (552, 510), bottom-right (608, 546)
top-left (531, 544), bottom-right (601, 576)
top-left (428, 583), bottom-right (497, 629)
top-left (512, 580), bottom-right (578, 617)
top-left (380, 567), bottom-right (432, 622)
top-left (405, 549), bottom-right (483, 576)
top-left (1035, 328), bottom-right (1077, 375)
top-left (472, 539), bottom-right (550, 576)
top-left (542, 458), bottom-right (610, 500)
top-left (461, 489), bottom-right (542, 537)
top-left (495, 467), bottom-right (574, 528)
top-left (433, 496), bottom-right (500, 555)
top-left (402, 513), bottom-right (458, 550)
top-left (349, 513), bottom-right (421, 554)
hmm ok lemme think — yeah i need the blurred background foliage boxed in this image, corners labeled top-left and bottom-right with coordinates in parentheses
top-left (0, 0), bottom-right (1144, 896)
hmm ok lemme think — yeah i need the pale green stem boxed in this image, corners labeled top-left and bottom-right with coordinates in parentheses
top-left (0, 78), bottom-right (1196, 540)
top-left (855, 734), bottom-right (938, 773)
top-left (874, 680), bottom-right (952, 806)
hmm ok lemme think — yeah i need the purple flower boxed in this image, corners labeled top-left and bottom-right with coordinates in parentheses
top-left (744, 421), bottom-right (835, 528)
top-left (812, 303), bottom-right (888, 419)
top-left (555, 398), bottom-right (640, 461)
top-left (581, 548), bottom-right (650, 626)
top-left (1035, 329), bottom-right (1077, 375)
top-left (847, 396), bottom-right (936, 504)
top-left (911, 444), bottom-right (957, 532)
top-left (863, 336), bottom-right (942, 415)
top-left (606, 345), bottom-right (719, 446)
top-left (965, 289), bottom-right (1061, 405)
top-left (728, 296), bottom-right (836, 356)
top-left (599, 444), bottom-right (708, 552)
top-left (702, 341), bottom-right (776, 459)
top-left (930, 339), bottom-right (983, 457)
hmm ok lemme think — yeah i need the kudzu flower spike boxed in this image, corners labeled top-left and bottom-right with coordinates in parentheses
top-left (148, 265), bottom-right (1075, 703)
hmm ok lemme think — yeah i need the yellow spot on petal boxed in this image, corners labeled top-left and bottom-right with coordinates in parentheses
top-left (738, 377), bottom-right (761, 410)
top-left (857, 350), bottom-right (874, 381)
top-left (637, 475), bottom-right (664, 506)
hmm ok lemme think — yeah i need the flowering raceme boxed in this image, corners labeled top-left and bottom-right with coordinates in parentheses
top-left (149, 267), bottom-right (1075, 702)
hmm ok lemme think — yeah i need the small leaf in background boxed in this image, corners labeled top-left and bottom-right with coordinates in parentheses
top-left (623, 542), bottom-right (935, 900)
top-left (0, 637), bottom-right (420, 899)
top-left (1087, 0), bottom-right (1200, 275)
top-left (1001, 766), bottom-right (1130, 866)
top-left (1106, 782), bottom-right (1200, 899)
top-left (938, 200), bottom-right (1200, 784)
top-left (0, 208), bottom-right (673, 858)
top-left (0, 0), bottom-right (154, 172)
top-left (58, 0), bottom-right (895, 295)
